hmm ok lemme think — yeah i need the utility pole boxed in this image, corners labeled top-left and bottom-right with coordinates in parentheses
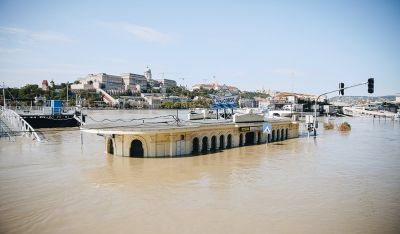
top-left (66, 81), bottom-right (69, 107)
top-left (2, 82), bottom-right (6, 108)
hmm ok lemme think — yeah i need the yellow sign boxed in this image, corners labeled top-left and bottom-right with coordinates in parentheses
top-left (239, 127), bottom-right (250, 132)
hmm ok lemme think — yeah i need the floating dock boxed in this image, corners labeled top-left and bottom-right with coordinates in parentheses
top-left (82, 115), bottom-right (299, 157)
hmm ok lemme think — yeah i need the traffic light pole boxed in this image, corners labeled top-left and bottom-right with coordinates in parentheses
top-left (313, 81), bottom-right (368, 136)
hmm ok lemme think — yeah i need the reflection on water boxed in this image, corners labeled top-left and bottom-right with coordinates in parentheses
top-left (0, 111), bottom-right (399, 234)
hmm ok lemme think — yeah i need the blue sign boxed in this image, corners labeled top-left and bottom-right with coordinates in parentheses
top-left (263, 122), bottom-right (272, 133)
top-left (209, 94), bottom-right (238, 110)
top-left (210, 103), bottom-right (238, 109)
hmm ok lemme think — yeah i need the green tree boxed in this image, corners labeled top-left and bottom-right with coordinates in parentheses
top-left (161, 101), bottom-right (174, 109)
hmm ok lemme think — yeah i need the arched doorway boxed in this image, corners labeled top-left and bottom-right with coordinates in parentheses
top-left (285, 129), bottom-right (288, 139)
top-left (227, 134), bottom-right (232, 148)
top-left (192, 137), bottom-right (199, 154)
top-left (277, 130), bottom-right (280, 141)
top-left (201, 136), bottom-right (208, 153)
top-left (130, 139), bottom-right (144, 157)
top-left (257, 132), bottom-right (261, 144)
top-left (245, 132), bottom-right (255, 145)
top-left (219, 135), bottom-right (225, 150)
top-left (267, 134), bottom-right (271, 143)
top-left (211, 136), bottom-right (217, 152)
top-left (239, 134), bottom-right (243, 146)
top-left (107, 138), bottom-right (114, 154)
top-left (271, 130), bottom-right (275, 142)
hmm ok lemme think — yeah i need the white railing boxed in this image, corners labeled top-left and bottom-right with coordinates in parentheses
top-left (0, 117), bottom-right (15, 141)
top-left (0, 107), bottom-right (42, 141)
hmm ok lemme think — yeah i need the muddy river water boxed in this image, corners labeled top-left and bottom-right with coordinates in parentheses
top-left (0, 110), bottom-right (399, 233)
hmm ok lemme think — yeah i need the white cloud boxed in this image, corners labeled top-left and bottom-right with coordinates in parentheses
top-left (0, 47), bottom-right (24, 53)
top-left (97, 21), bottom-right (174, 44)
top-left (0, 26), bottom-right (73, 43)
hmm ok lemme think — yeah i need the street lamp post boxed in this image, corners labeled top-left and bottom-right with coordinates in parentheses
top-left (66, 81), bottom-right (69, 107)
top-left (313, 80), bottom-right (370, 137)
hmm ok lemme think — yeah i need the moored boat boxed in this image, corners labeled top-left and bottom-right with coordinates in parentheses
top-left (11, 100), bottom-right (85, 128)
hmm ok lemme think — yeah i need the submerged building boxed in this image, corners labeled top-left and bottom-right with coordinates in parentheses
top-left (83, 116), bottom-right (299, 157)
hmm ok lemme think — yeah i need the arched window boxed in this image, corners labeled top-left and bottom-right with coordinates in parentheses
top-left (211, 136), bottom-right (217, 152)
top-left (219, 135), bottom-right (225, 150)
top-left (271, 130), bottom-right (275, 142)
top-left (130, 139), bottom-right (144, 157)
top-left (107, 138), bottom-right (114, 154)
top-left (201, 136), bottom-right (208, 153)
top-left (245, 132), bottom-right (255, 145)
top-left (192, 137), bottom-right (199, 154)
top-left (227, 134), bottom-right (232, 148)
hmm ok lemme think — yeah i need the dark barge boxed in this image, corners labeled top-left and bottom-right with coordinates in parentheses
top-left (13, 100), bottom-right (85, 128)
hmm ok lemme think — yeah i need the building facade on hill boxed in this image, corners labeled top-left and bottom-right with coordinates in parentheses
top-left (157, 79), bottom-right (177, 88)
top-left (71, 66), bottom-right (177, 93)
top-left (120, 73), bottom-right (148, 92)
top-left (71, 73), bottom-right (124, 91)
top-left (144, 66), bottom-right (152, 81)
top-left (41, 80), bottom-right (48, 91)
top-left (192, 82), bottom-right (239, 94)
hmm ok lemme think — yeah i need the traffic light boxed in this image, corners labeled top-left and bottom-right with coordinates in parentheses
top-left (368, 78), bottom-right (374, 94)
top-left (339, 83), bottom-right (344, 95)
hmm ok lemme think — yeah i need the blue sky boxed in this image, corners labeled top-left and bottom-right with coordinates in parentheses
top-left (0, 0), bottom-right (399, 96)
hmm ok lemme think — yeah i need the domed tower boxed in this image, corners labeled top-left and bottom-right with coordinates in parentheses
top-left (144, 66), bottom-right (152, 81)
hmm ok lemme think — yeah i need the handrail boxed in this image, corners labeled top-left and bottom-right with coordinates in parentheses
top-left (0, 107), bottom-right (42, 141)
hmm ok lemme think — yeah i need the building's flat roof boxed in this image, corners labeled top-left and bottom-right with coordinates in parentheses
top-left (82, 118), bottom-right (293, 135)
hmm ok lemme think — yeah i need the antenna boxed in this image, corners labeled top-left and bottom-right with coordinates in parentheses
top-left (179, 77), bottom-right (185, 87)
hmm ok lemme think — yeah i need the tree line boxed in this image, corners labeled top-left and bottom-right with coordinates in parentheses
top-left (1, 84), bottom-right (269, 109)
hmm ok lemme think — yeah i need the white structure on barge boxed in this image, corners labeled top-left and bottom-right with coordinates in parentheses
top-left (83, 116), bottom-right (299, 157)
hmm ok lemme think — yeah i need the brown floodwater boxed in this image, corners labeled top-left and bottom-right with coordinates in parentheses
top-left (0, 110), bottom-right (399, 234)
